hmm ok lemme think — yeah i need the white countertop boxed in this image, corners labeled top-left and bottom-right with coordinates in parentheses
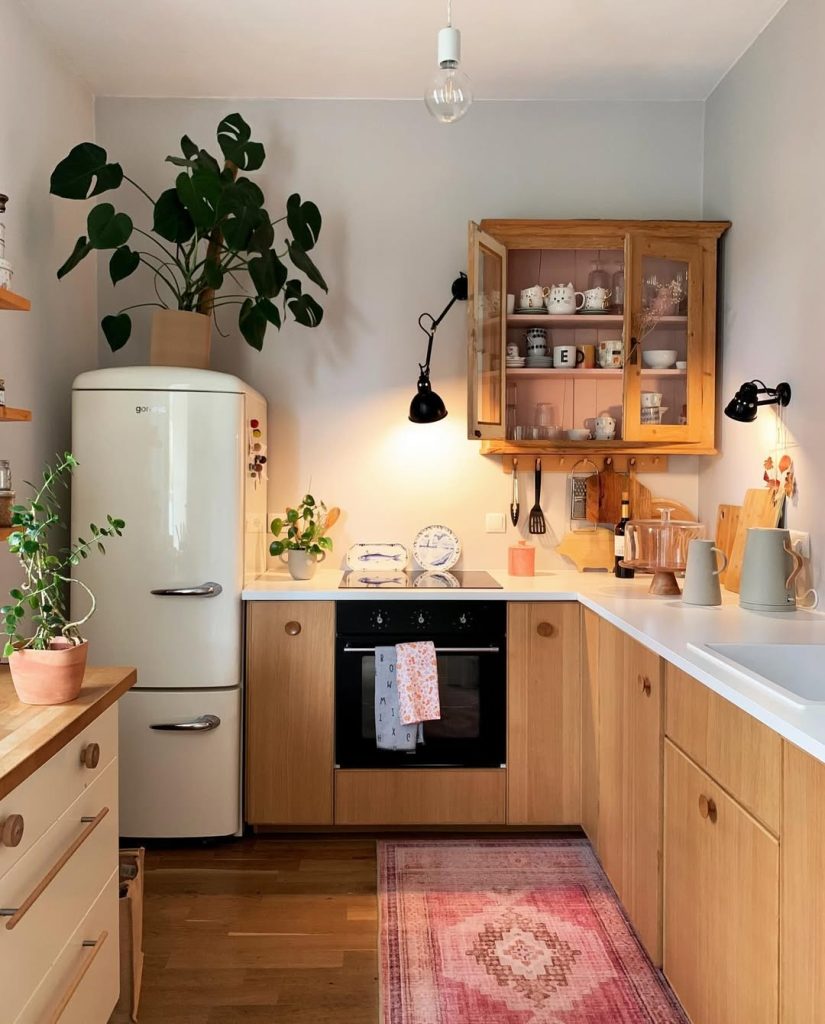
top-left (243, 568), bottom-right (825, 765)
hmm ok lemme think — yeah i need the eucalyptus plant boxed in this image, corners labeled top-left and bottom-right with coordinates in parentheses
top-left (49, 113), bottom-right (327, 351)
top-left (2, 454), bottom-right (125, 656)
top-left (270, 494), bottom-right (333, 558)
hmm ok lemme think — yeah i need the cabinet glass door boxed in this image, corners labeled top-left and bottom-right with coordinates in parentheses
top-left (623, 236), bottom-right (705, 443)
top-left (468, 223), bottom-right (507, 439)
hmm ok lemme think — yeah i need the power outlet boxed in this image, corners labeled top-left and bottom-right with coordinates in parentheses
top-left (789, 530), bottom-right (811, 559)
top-left (485, 512), bottom-right (507, 533)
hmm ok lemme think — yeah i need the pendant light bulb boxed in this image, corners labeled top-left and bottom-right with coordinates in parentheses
top-left (425, 16), bottom-right (473, 125)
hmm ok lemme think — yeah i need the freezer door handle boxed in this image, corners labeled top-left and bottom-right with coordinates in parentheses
top-left (149, 714), bottom-right (221, 732)
top-left (150, 582), bottom-right (223, 597)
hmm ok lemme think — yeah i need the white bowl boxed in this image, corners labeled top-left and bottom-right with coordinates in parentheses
top-left (642, 349), bottom-right (677, 369)
top-left (566, 429), bottom-right (591, 441)
top-left (641, 391), bottom-right (663, 408)
top-left (675, 360), bottom-right (687, 370)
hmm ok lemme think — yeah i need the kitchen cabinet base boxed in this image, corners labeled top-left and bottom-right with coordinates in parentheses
top-left (334, 770), bottom-right (506, 826)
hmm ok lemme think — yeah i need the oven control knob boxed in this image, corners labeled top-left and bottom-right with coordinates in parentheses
top-left (411, 608), bottom-right (432, 630)
top-left (455, 610), bottom-right (473, 630)
top-left (369, 608), bottom-right (391, 630)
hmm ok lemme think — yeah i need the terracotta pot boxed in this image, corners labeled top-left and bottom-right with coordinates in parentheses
top-left (150, 309), bottom-right (211, 369)
top-left (9, 639), bottom-right (88, 705)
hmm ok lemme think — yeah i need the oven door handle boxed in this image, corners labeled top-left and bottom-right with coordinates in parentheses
top-left (341, 646), bottom-right (500, 654)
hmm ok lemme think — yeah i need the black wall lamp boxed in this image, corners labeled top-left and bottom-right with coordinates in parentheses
top-left (724, 379), bottom-right (792, 423)
top-left (409, 272), bottom-right (468, 424)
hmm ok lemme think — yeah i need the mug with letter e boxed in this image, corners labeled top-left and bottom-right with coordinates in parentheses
top-left (553, 345), bottom-right (584, 369)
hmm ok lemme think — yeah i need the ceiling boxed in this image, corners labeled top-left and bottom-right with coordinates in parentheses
top-left (20, 0), bottom-right (787, 101)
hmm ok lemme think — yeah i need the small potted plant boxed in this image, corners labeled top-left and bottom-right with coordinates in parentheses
top-left (270, 494), bottom-right (334, 581)
top-left (2, 454), bottom-right (125, 705)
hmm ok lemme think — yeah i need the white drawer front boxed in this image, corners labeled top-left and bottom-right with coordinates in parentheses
top-left (0, 759), bottom-right (118, 1022)
top-left (0, 704), bottom-right (118, 880)
top-left (14, 867), bottom-right (119, 1024)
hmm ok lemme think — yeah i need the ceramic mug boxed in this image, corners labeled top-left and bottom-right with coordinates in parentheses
top-left (526, 327), bottom-right (548, 355)
top-left (597, 340), bottom-right (624, 368)
top-left (582, 287), bottom-right (612, 311)
top-left (593, 414), bottom-right (616, 439)
top-left (546, 282), bottom-right (585, 315)
top-left (553, 345), bottom-right (584, 368)
top-left (683, 539), bottom-right (728, 607)
top-left (579, 344), bottom-right (596, 368)
top-left (520, 285), bottom-right (549, 309)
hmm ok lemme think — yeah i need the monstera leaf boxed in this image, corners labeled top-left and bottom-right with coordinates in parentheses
top-left (109, 246), bottom-right (140, 285)
top-left (57, 236), bottom-right (93, 279)
top-left (286, 194), bottom-right (322, 251)
top-left (87, 204), bottom-right (133, 249)
top-left (101, 314), bottom-right (131, 352)
top-left (153, 188), bottom-right (195, 244)
top-left (50, 143), bottom-right (123, 199)
top-left (217, 113), bottom-right (265, 171)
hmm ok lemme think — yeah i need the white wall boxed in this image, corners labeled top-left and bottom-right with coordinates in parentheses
top-left (702, 0), bottom-right (824, 584)
top-left (0, 1), bottom-right (97, 596)
top-left (95, 97), bottom-right (705, 570)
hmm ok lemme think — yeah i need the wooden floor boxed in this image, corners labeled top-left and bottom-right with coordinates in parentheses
top-left (138, 836), bottom-right (380, 1023)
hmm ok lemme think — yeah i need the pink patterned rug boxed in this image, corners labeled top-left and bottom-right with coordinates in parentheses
top-left (379, 838), bottom-right (687, 1024)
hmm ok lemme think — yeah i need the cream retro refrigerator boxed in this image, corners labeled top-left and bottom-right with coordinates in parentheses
top-left (71, 367), bottom-right (267, 838)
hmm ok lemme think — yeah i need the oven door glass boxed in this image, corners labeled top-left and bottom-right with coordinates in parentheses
top-left (336, 643), bottom-right (506, 768)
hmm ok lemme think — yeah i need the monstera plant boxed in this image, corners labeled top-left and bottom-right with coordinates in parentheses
top-left (50, 113), bottom-right (326, 352)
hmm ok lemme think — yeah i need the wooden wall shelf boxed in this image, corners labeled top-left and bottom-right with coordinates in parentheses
top-left (499, 453), bottom-right (670, 474)
top-left (0, 407), bottom-right (31, 422)
top-left (0, 290), bottom-right (31, 312)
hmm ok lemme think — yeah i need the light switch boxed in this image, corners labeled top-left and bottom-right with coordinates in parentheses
top-left (485, 512), bottom-right (507, 533)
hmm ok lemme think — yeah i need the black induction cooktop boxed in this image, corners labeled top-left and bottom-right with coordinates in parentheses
top-left (339, 570), bottom-right (502, 589)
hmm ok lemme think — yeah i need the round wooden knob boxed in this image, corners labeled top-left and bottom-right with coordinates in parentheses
top-left (1, 814), bottom-right (24, 848)
top-left (638, 674), bottom-right (652, 696)
top-left (536, 622), bottom-right (554, 638)
top-left (284, 621), bottom-right (302, 636)
top-left (80, 743), bottom-right (100, 769)
top-left (698, 794), bottom-right (718, 822)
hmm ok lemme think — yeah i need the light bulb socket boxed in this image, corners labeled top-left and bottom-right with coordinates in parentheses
top-left (437, 26), bottom-right (461, 67)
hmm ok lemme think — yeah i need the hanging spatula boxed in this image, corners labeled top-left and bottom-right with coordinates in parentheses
top-left (510, 467), bottom-right (519, 526)
top-left (529, 458), bottom-right (546, 534)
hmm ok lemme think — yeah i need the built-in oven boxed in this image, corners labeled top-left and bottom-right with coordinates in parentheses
top-left (335, 600), bottom-right (506, 769)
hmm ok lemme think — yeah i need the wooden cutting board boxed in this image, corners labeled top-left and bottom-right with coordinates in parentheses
top-left (724, 490), bottom-right (784, 594)
top-left (714, 504), bottom-right (741, 586)
top-left (628, 475), bottom-right (653, 521)
top-left (598, 463), bottom-right (627, 525)
top-left (557, 528), bottom-right (615, 572)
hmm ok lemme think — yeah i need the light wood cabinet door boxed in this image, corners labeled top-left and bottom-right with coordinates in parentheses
top-left (664, 740), bottom-right (779, 1024)
top-left (597, 622), bottom-right (663, 963)
top-left (245, 601), bottom-right (334, 826)
top-left (507, 602), bottom-right (580, 825)
top-left (781, 741), bottom-right (825, 1023)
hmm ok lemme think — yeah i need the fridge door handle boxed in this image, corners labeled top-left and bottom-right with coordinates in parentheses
top-left (149, 582), bottom-right (223, 597)
top-left (149, 714), bottom-right (221, 732)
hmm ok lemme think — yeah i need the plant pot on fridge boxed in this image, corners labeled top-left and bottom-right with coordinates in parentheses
top-left (3, 453), bottom-right (125, 706)
top-left (49, 113), bottom-right (328, 367)
top-left (270, 494), bottom-right (335, 581)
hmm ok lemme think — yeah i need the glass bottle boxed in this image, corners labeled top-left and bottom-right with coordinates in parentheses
top-left (614, 492), bottom-right (635, 578)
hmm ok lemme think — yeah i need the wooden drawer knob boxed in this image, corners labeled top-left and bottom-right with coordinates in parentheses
top-left (80, 743), bottom-right (100, 769)
top-left (638, 674), bottom-right (652, 696)
top-left (698, 794), bottom-right (718, 822)
top-left (1, 814), bottom-right (24, 848)
top-left (284, 621), bottom-right (302, 636)
top-left (536, 622), bottom-right (555, 638)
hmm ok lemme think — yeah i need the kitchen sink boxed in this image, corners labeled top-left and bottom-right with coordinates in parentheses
top-left (688, 642), bottom-right (825, 708)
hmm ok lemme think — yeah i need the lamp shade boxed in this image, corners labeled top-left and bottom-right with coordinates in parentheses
top-left (724, 381), bottom-right (760, 422)
top-left (409, 374), bottom-right (447, 423)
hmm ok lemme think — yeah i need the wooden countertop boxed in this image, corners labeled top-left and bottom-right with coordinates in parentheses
top-left (0, 665), bottom-right (136, 800)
